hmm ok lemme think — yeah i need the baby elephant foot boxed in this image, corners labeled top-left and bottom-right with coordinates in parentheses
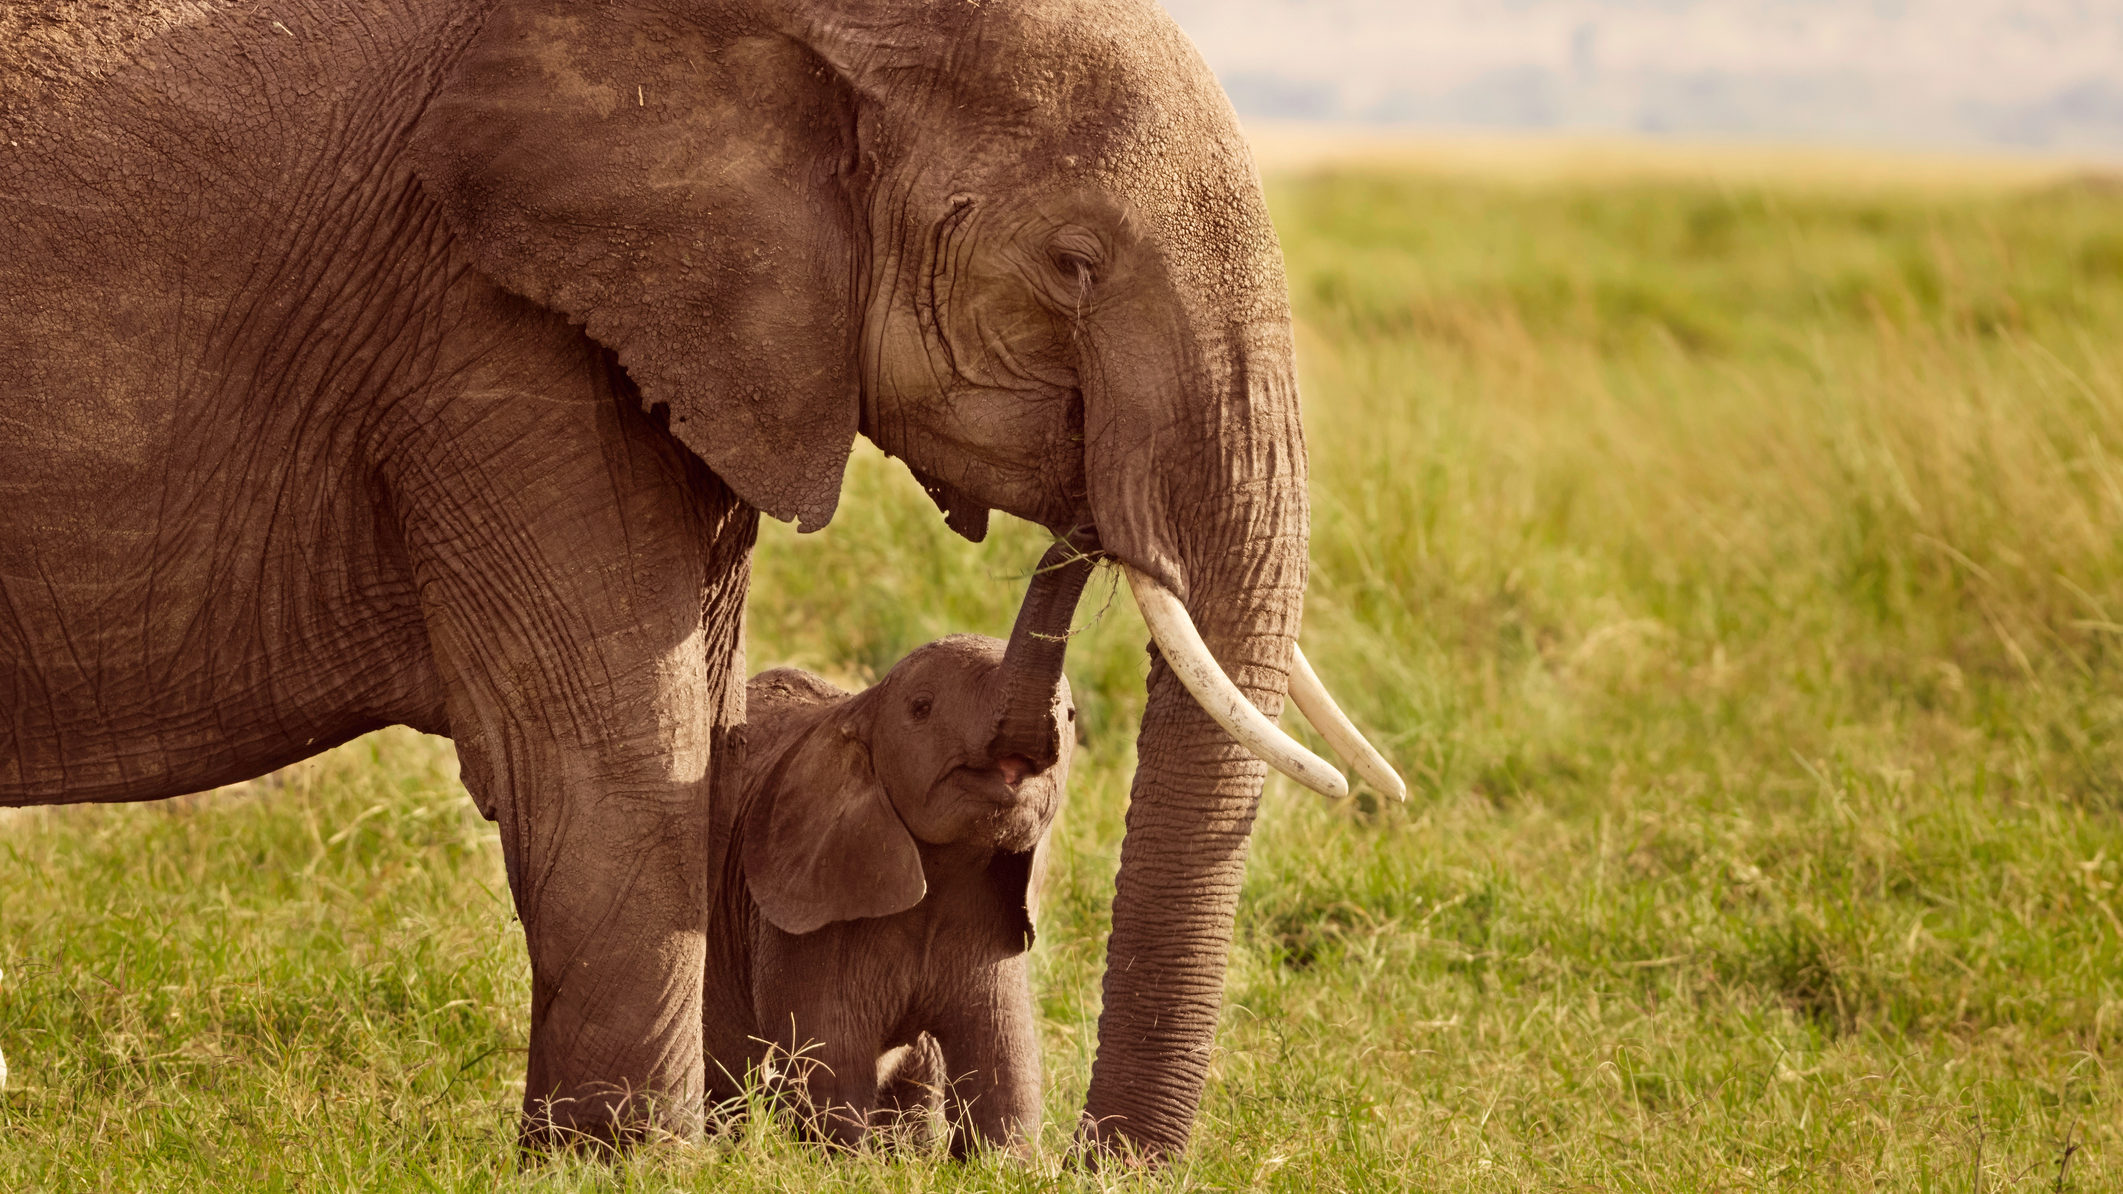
top-left (870, 1033), bottom-right (948, 1149)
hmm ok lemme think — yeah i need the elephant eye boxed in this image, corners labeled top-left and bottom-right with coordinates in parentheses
top-left (1047, 227), bottom-right (1105, 284)
top-left (1050, 246), bottom-right (1096, 281)
top-left (909, 696), bottom-right (934, 722)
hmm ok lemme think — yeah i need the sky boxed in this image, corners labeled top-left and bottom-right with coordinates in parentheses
top-left (1159, 0), bottom-right (2123, 153)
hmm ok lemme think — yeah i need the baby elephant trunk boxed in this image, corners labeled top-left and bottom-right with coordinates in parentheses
top-left (987, 539), bottom-right (1098, 775)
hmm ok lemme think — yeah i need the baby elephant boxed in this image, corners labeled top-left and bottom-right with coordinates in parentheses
top-left (703, 546), bottom-right (1094, 1156)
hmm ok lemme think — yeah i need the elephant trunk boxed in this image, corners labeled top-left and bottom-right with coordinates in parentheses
top-left (1079, 319), bottom-right (1310, 1159)
top-left (988, 538), bottom-right (1097, 771)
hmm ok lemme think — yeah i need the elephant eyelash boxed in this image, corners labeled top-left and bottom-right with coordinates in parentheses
top-left (1065, 259), bottom-right (1093, 336)
top-left (1047, 244), bottom-right (1098, 286)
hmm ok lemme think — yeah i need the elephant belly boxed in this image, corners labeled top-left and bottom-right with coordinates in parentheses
top-left (0, 544), bottom-right (441, 807)
top-left (0, 391), bottom-right (441, 805)
top-left (0, 80), bottom-right (454, 804)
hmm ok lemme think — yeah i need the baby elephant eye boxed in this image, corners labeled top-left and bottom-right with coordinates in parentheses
top-left (910, 696), bottom-right (934, 721)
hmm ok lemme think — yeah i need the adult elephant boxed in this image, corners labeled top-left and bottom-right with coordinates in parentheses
top-left (0, 0), bottom-right (1398, 1159)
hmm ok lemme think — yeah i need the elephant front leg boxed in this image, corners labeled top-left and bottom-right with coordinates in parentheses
top-left (383, 340), bottom-right (757, 1146)
top-left (497, 753), bottom-right (712, 1144)
top-left (752, 930), bottom-right (900, 1149)
top-left (756, 1001), bottom-right (885, 1149)
top-left (428, 597), bottom-right (733, 1147)
top-left (432, 594), bottom-right (738, 1147)
top-left (930, 956), bottom-right (1043, 1159)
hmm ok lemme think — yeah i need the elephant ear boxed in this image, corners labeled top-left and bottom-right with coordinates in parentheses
top-left (411, 0), bottom-right (859, 530)
top-left (742, 714), bottom-right (926, 935)
top-left (987, 847), bottom-right (1041, 952)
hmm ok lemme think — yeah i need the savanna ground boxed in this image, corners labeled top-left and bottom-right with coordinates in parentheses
top-left (5, 140), bottom-right (2123, 1191)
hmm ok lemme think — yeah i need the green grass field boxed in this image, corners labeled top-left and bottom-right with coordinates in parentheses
top-left (6, 151), bottom-right (2123, 1191)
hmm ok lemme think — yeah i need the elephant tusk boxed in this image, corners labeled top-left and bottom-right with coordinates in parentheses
top-left (1123, 565), bottom-right (1349, 800)
top-left (1288, 645), bottom-right (1408, 801)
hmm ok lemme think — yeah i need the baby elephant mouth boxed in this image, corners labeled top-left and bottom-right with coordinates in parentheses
top-left (931, 760), bottom-right (1052, 853)
top-left (996, 754), bottom-right (1033, 787)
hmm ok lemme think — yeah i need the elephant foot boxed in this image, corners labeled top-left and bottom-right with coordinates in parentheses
top-left (517, 1085), bottom-right (696, 1156)
top-left (870, 1033), bottom-right (948, 1150)
top-left (1068, 1112), bottom-right (1172, 1172)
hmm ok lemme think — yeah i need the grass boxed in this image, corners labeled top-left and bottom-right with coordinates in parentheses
top-left (6, 153), bottom-right (2123, 1190)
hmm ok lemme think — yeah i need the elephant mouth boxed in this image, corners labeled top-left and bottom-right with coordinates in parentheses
top-left (944, 760), bottom-right (1045, 805)
top-left (923, 764), bottom-right (1050, 846)
top-left (995, 754), bottom-right (1033, 786)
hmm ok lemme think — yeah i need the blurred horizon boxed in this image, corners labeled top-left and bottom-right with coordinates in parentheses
top-left (1164, 0), bottom-right (2123, 158)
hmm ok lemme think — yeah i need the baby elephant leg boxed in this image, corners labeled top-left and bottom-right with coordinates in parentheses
top-left (870, 1033), bottom-right (948, 1148)
top-left (755, 973), bottom-right (885, 1149)
top-left (932, 955), bottom-right (1043, 1160)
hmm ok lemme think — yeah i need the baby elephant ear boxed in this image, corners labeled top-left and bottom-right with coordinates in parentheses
top-left (987, 844), bottom-right (1045, 952)
top-left (742, 719), bottom-right (926, 935)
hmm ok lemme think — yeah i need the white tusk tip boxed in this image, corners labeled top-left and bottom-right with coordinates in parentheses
top-left (1288, 645), bottom-right (1409, 802)
top-left (1122, 565), bottom-right (1351, 800)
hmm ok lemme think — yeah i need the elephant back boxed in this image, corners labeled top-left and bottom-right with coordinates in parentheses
top-left (744, 668), bottom-right (848, 762)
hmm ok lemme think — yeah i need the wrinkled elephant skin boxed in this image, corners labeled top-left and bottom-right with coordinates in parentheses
top-left (2, 0), bottom-right (1313, 1156)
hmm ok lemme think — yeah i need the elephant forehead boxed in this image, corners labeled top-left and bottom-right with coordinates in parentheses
top-left (894, 634), bottom-right (1008, 678)
top-left (937, 1), bottom-right (1286, 319)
